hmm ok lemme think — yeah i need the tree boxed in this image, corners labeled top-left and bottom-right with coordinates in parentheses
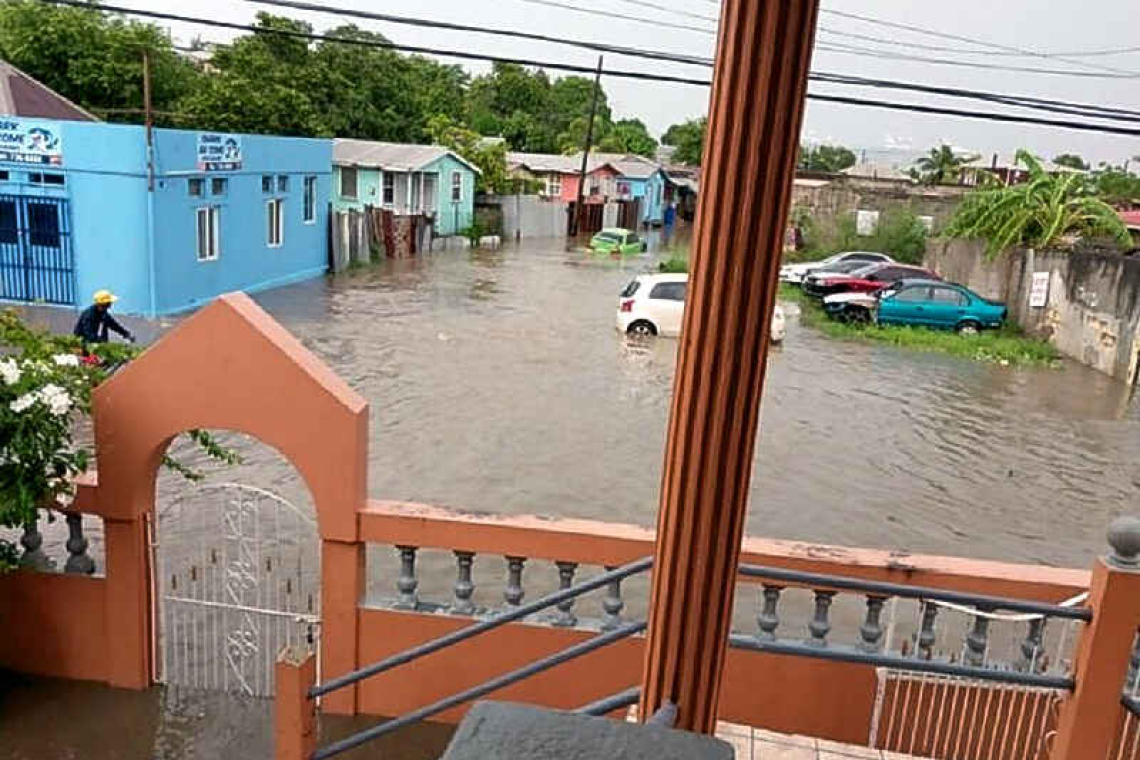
top-left (427, 115), bottom-right (511, 195)
top-left (1092, 164), bottom-right (1140, 207)
top-left (798, 144), bottom-right (857, 173)
top-left (598, 118), bottom-right (657, 157)
top-left (661, 117), bottom-right (706, 165)
top-left (910, 144), bottom-right (979, 186)
top-left (945, 149), bottom-right (1130, 256)
top-left (1053, 153), bottom-right (1089, 171)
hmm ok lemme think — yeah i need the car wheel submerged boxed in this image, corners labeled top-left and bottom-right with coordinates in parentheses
top-left (627, 320), bottom-right (657, 337)
top-left (956, 320), bottom-right (981, 336)
top-left (844, 307), bottom-right (871, 324)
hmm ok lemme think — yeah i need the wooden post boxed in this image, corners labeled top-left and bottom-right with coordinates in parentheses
top-left (570, 56), bottom-right (603, 238)
top-left (639, 0), bottom-right (820, 733)
top-left (276, 645), bottom-right (318, 760)
top-left (1051, 518), bottom-right (1140, 760)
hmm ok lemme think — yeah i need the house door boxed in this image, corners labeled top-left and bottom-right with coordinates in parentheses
top-left (0, 194), bottom-right (75, 305)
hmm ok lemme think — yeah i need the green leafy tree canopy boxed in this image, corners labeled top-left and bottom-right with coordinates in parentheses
top-left (661, 117), bottom-right (705, 165)
top-left (798, 144), bottom-right (857, 173)
top-left (910, 144), bottom-right (979, 186)
top-left (1053, 153), bottom-right (1089, 171)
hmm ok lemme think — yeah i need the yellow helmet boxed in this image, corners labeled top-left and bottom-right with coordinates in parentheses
top-left (93, 289), bottom-right (118, 305)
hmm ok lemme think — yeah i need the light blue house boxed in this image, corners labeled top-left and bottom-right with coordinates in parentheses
top-left (574, 153), bottom-right (667, 226)
top-left (333, 139), bottom-right (480, 237)
top-left (0, 117), bottom-right (332, 316)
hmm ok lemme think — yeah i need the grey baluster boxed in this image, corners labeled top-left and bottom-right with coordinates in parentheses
top-left (964, 608), bottom-right (992, 667)
top-left (917, 601), bottom-right (939, 660)
top-left (860, 595), bottom-right (888, 653)
top-left (63, 512), bottom-right (95, 575)
top-left (452, 551), bottom-right (476, 615)
top-left (806, 590), bottom-right (836, 648)
top-left (1126, 634), bottom-right (1140, 693)
top-left (395, 545), bottom-right (419, 610)
top-left (504, 556), bottom-right (526, 607)
top-left (601, 566), bottom-right (624, 631)
top-left (1017, 618), bottom-right (1047, 673)
top-left (554, 562), bottom-right (578, 627)
top-left (19, 516), bottom-right (54, 572)
top-left (757, 585), bottom-right (782, 641)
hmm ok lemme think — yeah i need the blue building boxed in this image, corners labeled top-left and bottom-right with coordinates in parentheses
top-left (574, 153), bottom-right (667, 227)
top-left (0, 117), bottom-right (331, 316)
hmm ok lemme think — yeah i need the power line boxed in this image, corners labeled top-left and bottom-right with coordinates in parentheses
top-left (604, 0), bottom-right (719, 24)
top-left (32, 0), bottom-right (1140, 138)
top-left (506, 0), bottom-right (715, 34)
top-left (819, 8), bottom-right (1140, 77)
top-left (248, 0), bottom-right (1140, 122)
top-left (818, 27), bottom-right (1140, 60)
top-left (246, 0), bottom-right (713, 65)
top-left (815, 42), bottom-right (1140, 79)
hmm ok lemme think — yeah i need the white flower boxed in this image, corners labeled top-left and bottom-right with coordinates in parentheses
top-left (10, 392), bottom-right (37, 413)
top-left (39, 384), bottom-right (71, 416)
top-left (0, 359), bottom-right (20, 386)
top-left (52, 354), bottom-right (80, 368)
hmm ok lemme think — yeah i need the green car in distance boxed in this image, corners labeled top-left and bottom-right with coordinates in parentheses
top-left (589, 228), bottom-right (647, 256)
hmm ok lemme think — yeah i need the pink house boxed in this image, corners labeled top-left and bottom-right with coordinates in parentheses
top-left (505, 152), bottom-right (622, 203)
top-left (561, 163), bottom-right (620, 203)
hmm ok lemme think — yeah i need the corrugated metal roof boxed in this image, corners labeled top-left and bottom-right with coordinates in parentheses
top-left (0, 60), bottom-right (97, 122)
top-left (506, 152), bottom-right (579, 173)
top-left (571, 152), bottom-right (660, 179)
top-left (334, 139), bottom-right (480, 174)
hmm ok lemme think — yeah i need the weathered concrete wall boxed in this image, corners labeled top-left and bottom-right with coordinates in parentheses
top-left (791, 177), bottom-right (969, 238)
top-left (926, 239), bottom-right (1140, 383)
top-left (487, 194), bottom-right (568, 240)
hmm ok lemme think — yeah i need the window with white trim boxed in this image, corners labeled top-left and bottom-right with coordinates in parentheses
top-left (382, 173), bottom-right (395, 205)
top-left (340, 168), bottom-right (358, 199)
top-left (451, 171), bottom-right (462, 202)
top-left (303, 176), bottom-right (317, 224)
top-left (196, 206), bottom-right (220, 261)
top-left (267, 198), bottom-right (283, 247)
top-left (545, 174), bottom-right (562, 197)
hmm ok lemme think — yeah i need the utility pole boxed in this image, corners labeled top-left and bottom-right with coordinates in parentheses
top-left (143, 49), bottom-right (154, 191)
top-left (571, 55), bottom-right (603, 238)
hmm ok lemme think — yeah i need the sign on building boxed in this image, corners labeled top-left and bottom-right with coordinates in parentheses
top-left (918, 215), bottom-right (935, 232)
top-left (856, 209), bottom-right (880, 236)
top-left (1030, 271), bottom-right (1050, 308)
top-left (0, 120), bottom-right (63, 166)
top-left (197, 133), bottom-right (242, 171)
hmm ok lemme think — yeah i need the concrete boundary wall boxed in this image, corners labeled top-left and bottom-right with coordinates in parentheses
top-left (486, 195), bottom-right (568, 240)
top-left (926, 239), bottom-right (1140, 384)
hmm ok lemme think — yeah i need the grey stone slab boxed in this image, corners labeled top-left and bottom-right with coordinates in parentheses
top-left (440, 701), bottom-right (735, 760)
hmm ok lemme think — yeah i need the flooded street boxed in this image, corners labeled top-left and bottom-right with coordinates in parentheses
top-left (235, 236), bottom-right (1136, 568)
top-left (3, 235), bottom-right (1138, 759)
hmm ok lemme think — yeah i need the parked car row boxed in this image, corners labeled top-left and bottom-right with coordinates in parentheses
top-left (616, 273), bottom-right (787, 344)
top-left (783, 252), bottom-right (1008, 334)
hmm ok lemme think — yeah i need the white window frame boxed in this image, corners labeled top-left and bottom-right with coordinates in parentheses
top-left (196, 206), bottom-right (220, 262)
top-left (382, 173), bottom-right (395, 206)
top-left (267, 198), bottom-right (284, 248)
top-left (451, 170), bottom-right (462, 203)
top-left (303, 176), bottom-right (317, 224)
top-left (340, 167), bottom-right (358, 199)
top-left (545, 174), bottom-right (562, 198)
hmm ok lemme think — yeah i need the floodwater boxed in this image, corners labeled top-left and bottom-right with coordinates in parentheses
top-left (4, 233), bottom-right (1138, 758)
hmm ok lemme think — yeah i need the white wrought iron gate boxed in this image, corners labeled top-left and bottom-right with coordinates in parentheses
top-left (155, 483), bottom-right (319, 698)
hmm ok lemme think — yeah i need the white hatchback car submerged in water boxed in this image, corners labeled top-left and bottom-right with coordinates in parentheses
top-left (616, 273), bottom-right (786, 343)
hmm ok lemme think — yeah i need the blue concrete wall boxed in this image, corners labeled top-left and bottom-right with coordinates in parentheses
top-left (150, 129), bottom-right (332, 315)
top-left (333, 165), bottom-right (381, 211)
top-left (0, 119), bottom-right (150, 312)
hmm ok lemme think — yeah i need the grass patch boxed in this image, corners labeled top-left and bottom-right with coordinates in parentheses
top-left (778, 284), bottom-right (1061, 367)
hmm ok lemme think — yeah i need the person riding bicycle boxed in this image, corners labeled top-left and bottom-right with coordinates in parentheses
top-left (73, 290), bottom-right (134, 349)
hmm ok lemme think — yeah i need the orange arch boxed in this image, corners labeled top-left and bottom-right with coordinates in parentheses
top-left (93, 292), bottom-right (369, 542)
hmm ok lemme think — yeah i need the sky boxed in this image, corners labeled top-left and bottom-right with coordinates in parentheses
top-left (114, 0), bottom-right (1140, 167)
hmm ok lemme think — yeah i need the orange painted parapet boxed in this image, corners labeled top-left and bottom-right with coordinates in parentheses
top-left (1051, 519), bottom-right (1140, 760)
top-left (93, 292), bottom-right (369, 542)
top-left (360, 501), bottom-right (1088, 602)
top-left (276, 646), bottom-right (318, 760)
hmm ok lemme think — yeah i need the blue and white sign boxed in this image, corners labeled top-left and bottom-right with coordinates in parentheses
top-left (0, 120), bottom-right (63, 166)
top-left (197, 133), bottom-right (242, 172)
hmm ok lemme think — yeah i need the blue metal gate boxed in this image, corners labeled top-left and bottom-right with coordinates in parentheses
top-left (0, 194), bottom-right (75, 306)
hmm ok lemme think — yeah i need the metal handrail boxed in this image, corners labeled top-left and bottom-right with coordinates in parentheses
top-left (737, 563), bottom-right (1092, 621)
top-left (310, 557), bottom-right (652, 698)
top-left (728, 635), bottom-right (1075, 690)
top-left (575, 686), bottom-right (641, 716)
top-left (313, 621), bottom-right (648, 760)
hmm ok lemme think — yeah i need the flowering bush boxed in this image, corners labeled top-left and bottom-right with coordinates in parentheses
top-left (0, 310), bottom-right (237, 571)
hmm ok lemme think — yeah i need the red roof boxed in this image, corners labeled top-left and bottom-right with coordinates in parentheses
top-left (1119, 210), bottom-right (1140, 228)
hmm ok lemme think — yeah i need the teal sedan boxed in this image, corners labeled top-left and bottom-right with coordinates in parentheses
top-left (876, 279), bottom-right (1007, 334)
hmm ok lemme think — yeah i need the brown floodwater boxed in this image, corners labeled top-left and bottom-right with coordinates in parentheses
top-left (4, 232), bottom-right (1138, 757)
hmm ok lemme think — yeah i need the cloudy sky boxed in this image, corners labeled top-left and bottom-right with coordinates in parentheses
top-left (117, 0), bottom-right (1140, 165)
